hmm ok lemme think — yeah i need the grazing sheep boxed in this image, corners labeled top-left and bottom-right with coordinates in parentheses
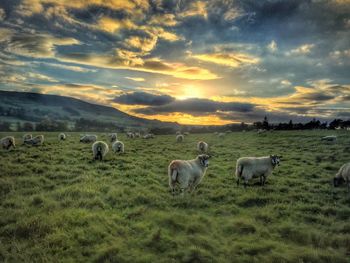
top-left (1, 136), bottom-right (16, 150)
top-left (197, 141), bottom-right (209, 153)
top-left (109, 133), bottom-right (117, 143)
top-left (176, 131), bottom-right (181, 135)
top-left (143, 133), bottom-right (154, 139)
top-left (26, 135), bottom-right (44, 146)
top-left (23, 134), bottom-right (32, 144)
top-left (135, 132), bottom-right (141, 138)
top-left (58, 133), bottom-right (66, 141)
top-left (126, 132), bottom-right (135, 138)
top-left (333, 162), bottom-right (350, 192)
top-left (257, 129), bottom-right (267, 134)
top-left (112, 140), bottom-right (124, 153)
top-left (218, 132), bottom-right (225, 138)
top-left (236, 155), bottom-right (281, 187)
top-left (168, 154), bottom-right (211, 195)
top-left (80, 134), bottom-right (97, 143)
top-left (184, 132), bottom-right (190, 136)
top-left (176, 134), bottom-right (184, 142)
top-left (321, 135), bottom-right (337, 142)
top-left (92, 141), bottom-right (109, 161)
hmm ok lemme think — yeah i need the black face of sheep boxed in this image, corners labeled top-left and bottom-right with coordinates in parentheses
top-left (333, 177), bottom-right (344, 187)
top-left (198, 154), bottom-right (211, 167)
top-left (270, 155), bottom-right (282, 166)
top-left (96, 146), bottom-right (103, 161)
top-left (6, 140), bottom-right (15, 150)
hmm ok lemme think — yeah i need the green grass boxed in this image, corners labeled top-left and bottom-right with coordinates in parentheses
top-left (1, 131), bottom-right (350, 262)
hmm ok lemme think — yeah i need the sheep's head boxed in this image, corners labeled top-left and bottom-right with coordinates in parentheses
top-left (198, 154), bottom-right (211, 168)
top-left (333, 176), bottom-right (344, 187)
top-left (270, 155), bottom-right (281, 166)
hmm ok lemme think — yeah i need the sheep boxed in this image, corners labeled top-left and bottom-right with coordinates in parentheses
top-left (176, 134), bottom-right (184, 142)
top-left (109, 133), bottom-right (117, 143)
top-left (58, 133), bottom-right (66, 141)
top-left (176, 131), bottom-right (181, 135)
top-left (1, 136), bottom-right (15, 150)
top-left (333, 162), bottom-right (350, 192)
top-left (184, 132), bottom-right (190, 136)
top-left (135, 132), bottom-right (141, 138)
top-left (112, 140), bottom-right (124, 154)
top-left (23, 134), bottom-right (32, 144)
top-left (80, 134), bottom-right (97, 143)
top-left (143, 133), bottom-right (154, 139)
top-left (197, 141), bottom-right (209, 153)
top-left (26, 135), bottom-right (44, 146)
top-left (321, 135), bottom-right (337, 142)
top-left (92, 141), bottom-right (109, 161)
top-left (236, 155), bottom-right (281, 187)
top-left (168, 154), bottom-right (211, 196)
top-left (126, 132), bottom-right (135, 138)
top-left (257, 129), bottom-right (267, 134)
top-left (218, 132), bottom-right (225, 138)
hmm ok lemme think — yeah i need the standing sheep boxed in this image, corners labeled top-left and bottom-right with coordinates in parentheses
top-left (58, 133), bottom-right (66, 141)
top-left (334, 162), bottom-right (350, 192)
top-left (80, 134), bottom-right (97, 143)
top-left (197, 141), bottom-right (209, 153)
top-left (236, 155), bottom-right (281, 187)
top-left (126, 132), bottom-right (135, 138)
top-left (92, 141), bottom-right (109, 161)
top-left (23, 134), bottom-right (32, 144)
top-left (26, 135), bottom-right (44, 146)
top-left (168, 154), bottom-right (211, 196)
top-left (321, 135), bottom-right (337, 142)
top-left (1, 136), bottom-right (16, 150)
top-left (176, 134), bottom-right (184, 142)
top-left (143, 133), bottom-right (154, 139)
top-left (112, 140), bottom-right (124, 154)
top-left (109, 133), bottom-right (118, 143)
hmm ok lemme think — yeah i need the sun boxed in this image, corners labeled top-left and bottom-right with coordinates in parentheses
top-left (176, 85), bottom-right (203, 100)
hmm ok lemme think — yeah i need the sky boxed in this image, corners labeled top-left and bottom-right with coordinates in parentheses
top-left (0, 0), bottom-right (349, 125)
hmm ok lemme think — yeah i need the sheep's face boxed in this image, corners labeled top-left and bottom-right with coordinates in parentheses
top-left (270, 155), bottom-right (281, 166)
top-left (198, 154), bottom-right (210, 167)
top-left (333, 176), bottom-right (344, 187)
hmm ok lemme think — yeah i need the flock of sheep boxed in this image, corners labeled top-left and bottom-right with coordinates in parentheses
top-left (1, 130), bottom-right (349, 196)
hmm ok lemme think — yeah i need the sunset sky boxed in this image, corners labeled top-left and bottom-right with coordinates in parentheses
top-left (0, 0), bottom-right (349, 125)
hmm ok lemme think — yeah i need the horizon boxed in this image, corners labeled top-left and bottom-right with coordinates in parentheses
top-left (0, 0), bottom-right (349, 125)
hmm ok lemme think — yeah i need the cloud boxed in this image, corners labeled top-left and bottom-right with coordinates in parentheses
top-left (180, 1), bottom-right (208, 18)
top-left (112, 91), bottom-right (175, 106)
top-left (288, 44), bottom-right (315, 55)
top-left (0, 8), bottom-right (6, 21)
top-left (191, 52), bottom-right (259, 68)
top-left (125, 77), bottom-right (145, 82)
top-left (133, 98), bottom-right (255, 116)
top-left (97, 17), bottom-right (136, 33)
top-left (267, 40), bottom-right (277, 52)
top-left (33, 62), bottom-right (97, 72)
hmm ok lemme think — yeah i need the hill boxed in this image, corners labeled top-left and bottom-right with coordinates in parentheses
top-left (0, 90), bottom-right (178, 130)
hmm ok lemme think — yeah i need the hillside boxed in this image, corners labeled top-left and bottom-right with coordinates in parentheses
top-left (0, 90), bottom-right (178, 130)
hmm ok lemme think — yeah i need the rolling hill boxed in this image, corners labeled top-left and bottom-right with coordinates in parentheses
top-left (0, 90), bottom-right (178, 130)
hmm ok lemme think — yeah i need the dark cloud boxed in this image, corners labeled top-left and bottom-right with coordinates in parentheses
top-left (112, 91), bottom-right (175, 106)
top-left (298, 93), bottom-right (334, 101)
top-left (133, 98), bottom-right (255, 115)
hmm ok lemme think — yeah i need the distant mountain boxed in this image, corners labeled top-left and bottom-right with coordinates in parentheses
top-left (0, 90), bottom-right (179, 130)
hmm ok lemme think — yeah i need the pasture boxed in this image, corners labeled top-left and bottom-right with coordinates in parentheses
top-left (0, 131), bottom-right (350, 262)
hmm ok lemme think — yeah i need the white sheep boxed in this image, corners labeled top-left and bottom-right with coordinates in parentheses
top-left (334, 162), bottom-right (350, 192)
top-left (143, 133), bottom-right (154, 139)
top-left (168, 154), bottom-right (210, 195)
top-left (236, 155), bottom-right (281, 187)
top-left (109, 133), bottom-right (117, 142)
top-left (218, 132), bottom-right (225, 138)
top-left (197, 141), bottom-right (209, 153)
top-left (22, 134), bottom-right (32, 144)
top-left (1, 136), bottom-right (16, 150)
top-left (176, 131), bottom-right (181, 135)
top-left (58, 133), bottom-right (66, 141)
top-left (184, 132), bottom-right (190, 136)
top-left (176, 134), bottom-right (184, 142)
top-left (24, 135), bottom-right (44, 146)
top-left (92, 141), bottom-right (109, 161)
top-left (135, 132), bottom-right (141, 138)
top-left (80, 134), bottom-right (97, 143)
top-left (257, 129), bottom-right (267, 134)
top-left (126, 132), bottom-right (135, 138)
top-left (321, 135), bottom-right (337, 142)
top-left (112, 140), bottom-right (124, 154)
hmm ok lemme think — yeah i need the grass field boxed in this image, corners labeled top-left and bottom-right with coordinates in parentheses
top-left (1, 131), bottom-right (350, 262)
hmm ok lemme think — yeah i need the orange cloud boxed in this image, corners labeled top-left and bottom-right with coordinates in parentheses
top-left (191, 52), bottom-right (260, 67)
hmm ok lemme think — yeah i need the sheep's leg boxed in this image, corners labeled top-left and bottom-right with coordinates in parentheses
top-left (243, 179), bottom-right (248, 188)
top-left (236, 178), bottom-right (240, 186)
top-left (262, 175), bottom-right (266, 186)
top-left (260, 175), bottom-right (263, 186)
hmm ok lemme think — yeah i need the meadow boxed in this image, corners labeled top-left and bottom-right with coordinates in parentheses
top-left (0, 131), bottom-right (350, 263)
